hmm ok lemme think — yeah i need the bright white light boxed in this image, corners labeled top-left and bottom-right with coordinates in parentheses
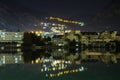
top-left (17, 44), bottom-right (21, 47)
top-left (46, 74), bottom-right (48, 77)
top-left (76, 44), bottom-right (79, 46)
top-left (52, 23), bottom-right (55, 26)
top-left (53, 68), bottom-right (55, 71)
top-left (44, 23), bottom-right (47, 26)
top-left (41, 69), bottom-right (44, 72)
top-left (79, 22), bottom-right (84, 26)
top-left (58, 49), bottom-right (62, 51)
top-left (76, 48), bottom-right (79, 51)
top-left (15, 58), bottom-right (18, 63)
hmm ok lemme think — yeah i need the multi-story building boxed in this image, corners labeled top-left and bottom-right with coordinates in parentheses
top-left (50, 30), bottom-right (120, 48)
top-left (0, 30), bottom-right (24, 53)
top-left (51, 38), bottom-right (68, 47)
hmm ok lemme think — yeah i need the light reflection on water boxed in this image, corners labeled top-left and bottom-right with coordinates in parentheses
top-left (0, 59), bottom-right (120, 80)
top-left (24, 47), bottom-right (120, 78)
top-left (0, 47), bottom-right (120, 79)
top-left (37, 58), bottom-right (86, 78)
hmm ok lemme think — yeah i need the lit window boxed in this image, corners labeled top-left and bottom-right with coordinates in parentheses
top-left (76, 48), bottom-right (79, 51)
top-left (15, 58), bottom-right (18, 63)
top-left (58, 49), bottom-right (62, 51)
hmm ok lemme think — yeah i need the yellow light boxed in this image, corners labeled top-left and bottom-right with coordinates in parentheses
top-left (49, 17), bottom-right (83, 25)
top-left (59, 19), bottom-right (63, 22)
top-left (72, 70), bottom-right (75, 72)
top-left (35, 59), bottom-right (39, 63)
top-left (50, 17), bottom-right (54, 20)
top-left (50, 74), bottom-right (53, 77)
top-left (39, 31), bottom-right (42, 34)
top-left (35, 31), bottom-right (38, 34)
top-left (61, 60), bottom-right (64, 63)
top-left (31, 31), bottom-right (34, 33)
top-left (57, 74), bottom-right (59, 76)
top-left (65, 70), bottom-right (69, 74)
top-left (63, 20), bottom-right (68, 22)
top-left (76, 70), bottom-right (79, 72)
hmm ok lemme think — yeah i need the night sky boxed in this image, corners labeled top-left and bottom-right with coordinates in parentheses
top-left (1, 0), bottom-right (112, 17)
top-left (0, 0), bottom-right (120, 32)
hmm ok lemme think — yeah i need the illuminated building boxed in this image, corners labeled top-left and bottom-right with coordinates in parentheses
top-left (51, 38), bottom-right (68, 46)
top-left (30, 22), bottom-right (68, 38)
top-left (64, 30), bottom-right (120, 44)
top-left (40, 22), bottom-right (66, 32)
top-left (0, 30), bottom-right (24, 53)
top-left (40, 22), bottom-right (67, 37)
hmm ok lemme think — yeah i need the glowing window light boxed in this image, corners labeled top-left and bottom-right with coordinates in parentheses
top-left (49, 17), bottom-right (84, 26)
top-left (15, 58), bottom-right (18, 63)
top-left (31, 31), bottom-right (34, 33)
top-left (3, 61), bottom-right (5, 64)
top-left (31, 60), bottom-right (34, 64)
top-left (52, 23), bottom-right (55, 26)
top-left (58, 49), bottom-right (62, 51)
top-left (35, 59), bottom-right (39, 63)
top-left (44, 23), bottom-right (47, 26)
top-left (40, 22), bottom-right (44, 25)
top-left (35, 31), bottom-right (38, 34)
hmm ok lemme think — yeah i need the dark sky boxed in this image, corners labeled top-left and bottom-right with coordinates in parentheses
top-left (1, 0), bottom-right (120, 32)
top-left (1, 0), bottom-right (112, 17)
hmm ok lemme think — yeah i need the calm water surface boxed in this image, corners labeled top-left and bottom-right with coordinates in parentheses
top-left (0, 61), bottom-right (120, 80)
top-left (0, 47), bottom-right (120, 80)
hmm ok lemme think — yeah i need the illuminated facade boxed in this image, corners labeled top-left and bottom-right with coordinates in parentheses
top-left (51, 38), bottom-right (68, 46)
top-left (40, 22), bottom-right (66, 32)
top-left (30, 22), bottom-right (67, 37)
top-left (65, 30), bottom-right (120, 44)
top-left (0, 30), bottom-right (24, 53)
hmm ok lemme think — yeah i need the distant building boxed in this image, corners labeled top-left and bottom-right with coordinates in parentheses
top-left (50, 30), bottom-right (120, 48)
top-left (0, 30), bottom-right (24, 53)
top-left (51, 38), bottom-right (68, 47)
top-left (65, 31), bottom-right (80, 41)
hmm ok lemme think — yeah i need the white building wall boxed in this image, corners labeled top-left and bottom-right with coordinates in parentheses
top-left (0, 30), bottom-right (24, 41)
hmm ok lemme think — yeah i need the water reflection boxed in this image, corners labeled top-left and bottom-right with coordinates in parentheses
top-left (32, 57), bottom-right (87, 78)
top-left (0, 46), bottom-right (120, 66)
top-left (0, 53), bottom-right (24, 66)
top-left (0, 46), bottom-right (120, 78)
top-left (23, 47), bottom-right (120, 64)
top-left (48, 66), bottom-right (86, 78)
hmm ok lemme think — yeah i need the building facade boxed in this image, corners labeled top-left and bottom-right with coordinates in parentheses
top-left (0, 30), bottom-right (24, 53)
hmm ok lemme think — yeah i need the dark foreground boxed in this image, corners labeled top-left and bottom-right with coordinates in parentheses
top-left (0, 61), bottom-right (120, 80)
